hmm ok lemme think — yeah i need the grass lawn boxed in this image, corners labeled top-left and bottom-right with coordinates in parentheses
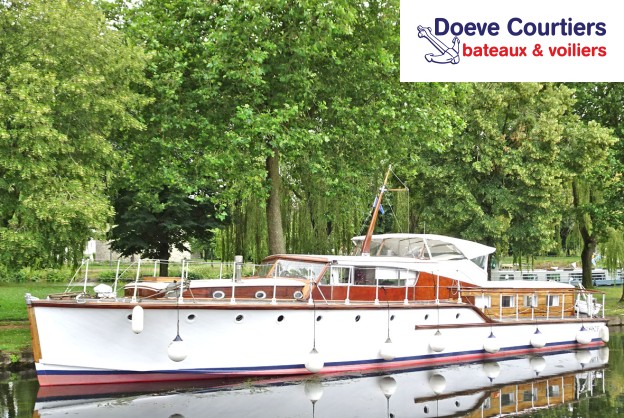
top-left (601, 285), bottom-right (624, 316)
top-left (0, 283), bottom-right (69, 321)
top-left (0, 283), bottom-right (69, 353)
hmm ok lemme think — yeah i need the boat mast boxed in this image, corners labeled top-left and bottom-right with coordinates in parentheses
top-left (361, 166), bottom-right (392, 256)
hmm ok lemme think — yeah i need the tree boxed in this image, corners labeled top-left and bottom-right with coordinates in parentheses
top-left (0, 0), bottom-right (148, 268)
top-left (108, 186), bottom-right (222, 276)
top-left (108, 0), bottom-right (462, 261)
top-left (410, 84), bottom-right (571, 259)
top-left (569, 83), bottom-right (624, 291)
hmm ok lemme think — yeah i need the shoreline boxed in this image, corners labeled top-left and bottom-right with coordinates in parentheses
top-left (0, 349), bottom-right (33, 372)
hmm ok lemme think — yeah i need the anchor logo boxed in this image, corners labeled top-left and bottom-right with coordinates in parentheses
top-left (417, 25), bottom-right (460, 64)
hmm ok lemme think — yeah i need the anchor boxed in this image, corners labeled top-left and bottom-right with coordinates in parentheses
top-left (417, 26), bottom-right (460, 64)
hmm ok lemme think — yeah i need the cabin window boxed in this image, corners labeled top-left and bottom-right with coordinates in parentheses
top-left (471, 255), bottom-right (487, 270)
top-left (475, 295), bottom-right (491, 309)
top-left (501, 295), bottom-right (515, 308)
top-left (548, 385), bottom-right (560, 397)
top-left (522, 273), bottom-right (537, 281)
top-left (523, 388), bottom-right (538, 401)
top-left (426, 239), bottom-right (465, 261)
top-left (547, 295), bottom-right (560, 307)
top-left (322, 266), bottom-right (352, 285)
top-left (546, 273), bottom-right (561, 282)
top-left (319, 269), bottom-right (331, 285)
top-left (354, 268), bottom-right (376, 285)
top-left (524, 295), bottom-right (538, 308)
top-left (274, 260), bottom-right (325, 280)
top-left (376, 267), bottom-right (401, 286)
top-left (500, 392), bottom-right (515, 406)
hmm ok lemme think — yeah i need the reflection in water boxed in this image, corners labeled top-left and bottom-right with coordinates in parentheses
top-left (2, 339), bottom-right (622, 417)
top-left (28, 348), bottom-right (609, 417)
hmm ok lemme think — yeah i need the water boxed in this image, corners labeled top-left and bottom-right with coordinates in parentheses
top-left (2, 332), bottom-right (623, 417)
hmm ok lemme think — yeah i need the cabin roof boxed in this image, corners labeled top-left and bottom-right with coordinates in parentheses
top-left (351, 233), bottom-right (496, 259)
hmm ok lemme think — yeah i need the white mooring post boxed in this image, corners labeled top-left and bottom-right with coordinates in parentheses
top-left (234, 255), bottom-right (243, 283)
top-left (83, 259), bottom-right (89, 294)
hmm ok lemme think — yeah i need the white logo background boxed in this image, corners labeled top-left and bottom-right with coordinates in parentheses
top-left (401, 0), bottom-right (624, 81)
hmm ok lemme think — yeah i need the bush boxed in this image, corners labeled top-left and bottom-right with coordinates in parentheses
top-left (96, 270), bottom-right (119, 283)
top-left (0, 266), bottom-right (72, 283)
top-left (0, 265), bottom-right (10, 283)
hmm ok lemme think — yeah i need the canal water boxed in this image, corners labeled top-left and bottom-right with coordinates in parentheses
top-left (2, 331), bottom-right (623, 417)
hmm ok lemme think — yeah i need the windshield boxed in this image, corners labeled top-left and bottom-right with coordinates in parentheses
top-left (262, 259), bottom-right (326, 280)
top-left (352, 237), bottom-right (466, 261)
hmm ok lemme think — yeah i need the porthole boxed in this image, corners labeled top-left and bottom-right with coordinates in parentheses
top-left (127, 314), bottom-right (132, 321)
top-left (390, 315), bottom-right (395, 321)
top-left (455, 401), bottom-right (460, 407)
top-left (424, 406), bottom-right (429, 414)
top-left (277, 315), bottom-right (284, 322)
top-left (455, 313), bottom-right (460, 319)
top-left (235, 314), bottom-right (244, 323)
top-left (293, 290), bottom-right (304, 299)
top-left (186, 314), bottom-right (196, 323)
top-left (213, 290), bottom-right (225, 299)
top-left (255, 290), bottom-right (267, 299)
top-left (316, 315), bottom-right (322, 322)
top-left (355, 315), bottom-right (361, 322)
top-left (424, 314), bottom-right (429, 320)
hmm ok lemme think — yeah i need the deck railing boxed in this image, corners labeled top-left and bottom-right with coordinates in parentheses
top-left (65, 259), bottom-right (606, 320)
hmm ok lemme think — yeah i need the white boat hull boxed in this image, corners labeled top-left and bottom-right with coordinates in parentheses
top-left (29, 300), bottom-right (608, 386)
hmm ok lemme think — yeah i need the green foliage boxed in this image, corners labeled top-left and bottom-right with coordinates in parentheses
top-left (107, 0), bottom-right (464, 261)
top-left (0, 267), bottom-right (71, 283)
top-left (108, 186), bottom-right (223, 275)
top-left (411, 84), bottom-right (575, 255)
top-left (601, 228), bottom-right (624, 293)
top-left (95, 270), bottom-right (119, 283)
top-left (0, 0), bottom-right (149, 269)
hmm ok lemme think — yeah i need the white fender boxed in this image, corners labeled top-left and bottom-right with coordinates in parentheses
top-left (131, 305), bottom-right (144, 334)
top-left (429, 330), bottom-right (446, 353)
top-left (576, 327), bottom-right (592, 345)
top-left (530, 329), bottom-right (546, 348)
top-left (483, 333), bottom-right (500, 354)
top-left (305, 348), bottom-right (324, 373)
top-left (379, 337), bottom-right (397, 361)
top-left (167, 335), bottom-right (187, 362)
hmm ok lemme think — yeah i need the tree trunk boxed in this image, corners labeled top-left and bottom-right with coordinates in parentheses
top-left (580, 238), bottom-right (596, 288)
top-left (572, 180), bottom-right (594, 288)
top-left (266, 150), bottom-right (286, 254)
top-left (233, 198), bottom-right (244, 257)
top-left (157, 242), bottom-right (171, 277)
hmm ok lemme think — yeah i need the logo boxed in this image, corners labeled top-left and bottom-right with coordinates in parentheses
top-left (417, 25), bottom-right (460, 64)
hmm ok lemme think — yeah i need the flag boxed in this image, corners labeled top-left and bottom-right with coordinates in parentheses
top-left (372, 197), bottom-right (385, 215)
